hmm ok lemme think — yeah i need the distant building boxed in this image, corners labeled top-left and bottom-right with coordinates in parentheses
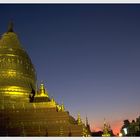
top-left (0, 22), bottom-right (90, 136)
top-left (91, 119), bottom-right (114, 137)
top-left (120, 116), bottom-right (140, 136)
top-left (102, 119), bottom-right (114, 137)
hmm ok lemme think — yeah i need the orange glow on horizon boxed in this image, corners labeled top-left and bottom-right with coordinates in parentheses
top-left (90, 119), bottom-right (123, 136)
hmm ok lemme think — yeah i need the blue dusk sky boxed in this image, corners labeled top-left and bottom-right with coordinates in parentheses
top-left (0, 4), bottom-right (140, 134)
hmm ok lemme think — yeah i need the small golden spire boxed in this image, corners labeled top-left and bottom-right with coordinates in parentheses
top-left (61, 102), bottom-right (65, 112)
top-left (86, 116), bottom-right (88, 126)
top-left (77, 113), bottom-right (82, 125)
top-left (39, 81), bottom-right (49, 97)
top-left (7, 21), bottom-right (14, 32)
top-left (51, 97), bottom-right (55, 103)
top-left (102, 118), bottom-right (111, 137)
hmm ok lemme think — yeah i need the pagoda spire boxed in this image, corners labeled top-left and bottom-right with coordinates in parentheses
top-left (61, 102), bottom-right (65, 112)
top-left (85, 116), bottom-right (91, 136)
top-left (77, 113), bottom-right (82, 125)
top-left (39, 81), bottom-right (49, 97)
top-left (102, 118), bottom-right (111, 137)
top-left (104, 118), bottom-right (106, 125)
top-left (7, 21), bottom-right (14, 32)
top-left (86, 116), bottom-right (88, 126)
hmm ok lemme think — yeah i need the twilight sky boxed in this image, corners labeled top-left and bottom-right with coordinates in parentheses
top-left (0, 4), bottom-right (140, 134)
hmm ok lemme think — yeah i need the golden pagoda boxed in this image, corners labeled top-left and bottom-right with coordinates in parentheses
top-left (0, 22), bottom-right (90, 136)
top-left (102, 119), bottom-right (111, 137)
top-left (0, 21), bottom-right (36, 101)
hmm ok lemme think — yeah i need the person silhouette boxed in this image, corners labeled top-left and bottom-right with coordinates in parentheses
top-left (29, 84), bottom-right (35, 102)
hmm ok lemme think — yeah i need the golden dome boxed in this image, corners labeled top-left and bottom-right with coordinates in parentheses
top-left (0, 22), bottom-right (36, 100)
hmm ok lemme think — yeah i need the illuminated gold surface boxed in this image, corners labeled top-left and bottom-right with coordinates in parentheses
top-left (0, 25), bottom-right (36, 98)
top-left (0, 23), bottom-right (90, 136)
top-left (38, 83), bottom-right (49, 97)
top-left (102, 119), bottom-right (111, 137)
top-left (61, 102), bottom-right (65, 112)
top-left (77, 113), bottom-right (82, 125)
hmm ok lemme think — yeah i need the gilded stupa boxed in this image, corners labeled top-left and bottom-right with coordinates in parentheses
top-left (0, 22), bottom-right (90, 136)
top-left (102, 119), bottom-right (111, 137)
top-left (0, 22), bottom-right (36, 101)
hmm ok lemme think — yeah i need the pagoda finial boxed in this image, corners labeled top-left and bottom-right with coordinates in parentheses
top-left (86, 116), bottom-right (88, 126)
top-left (7, 21), bottom-right (14, 32)
top-left (41, 80), bottom-right (44, 84)
top-left (104, 118), bottom-right (106, 125)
